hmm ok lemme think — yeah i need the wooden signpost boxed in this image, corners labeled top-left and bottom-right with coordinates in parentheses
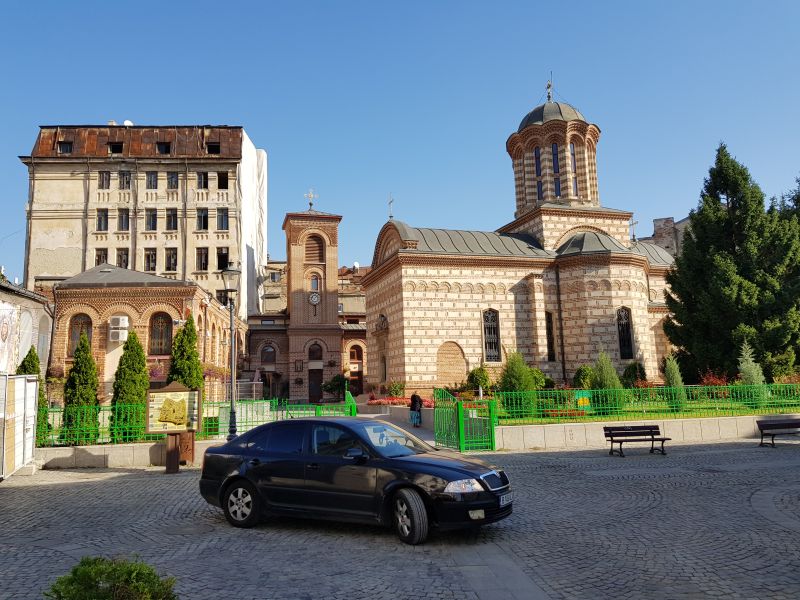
top-left (145, 381), bottom-right (200, 474)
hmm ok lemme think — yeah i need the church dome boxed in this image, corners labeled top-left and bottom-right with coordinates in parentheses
top-left (557, 231), bottom-right (629, 257)
top-left (518, 101), bottom-right (586, 132)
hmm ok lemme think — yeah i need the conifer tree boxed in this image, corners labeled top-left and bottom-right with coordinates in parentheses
top-left (590, 351), bottom-right (624, 416)
top-left (110, 330), bottom-right (149, 442)
top-left (663, 354), bottom-right (687, 412)
top-left (16, 346), bottom-right (49, 444)
top-left (167, 313), bottom-right (204, 391)
top-left (737, 340), bottom-right (765, 386)
top-left (665, 144), bottom-right (800, 381)
top-left (61, 332), bottom-right (99, 445)
top-left (497, 352), bottom-right (535, 391)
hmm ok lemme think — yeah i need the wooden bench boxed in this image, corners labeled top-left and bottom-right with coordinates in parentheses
top-left (603, 425), bottom-right (670, 457)
top-left (756, 419), bottom-right (800, 447)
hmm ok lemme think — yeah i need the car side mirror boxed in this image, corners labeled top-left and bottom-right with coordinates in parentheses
top-left (344, 447), bottom-right (367, 463)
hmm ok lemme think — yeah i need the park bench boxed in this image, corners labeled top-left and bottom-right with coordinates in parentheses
top-left (603, 425), bottom-right (670, 457)
top-left (756, 419), bottom-right (800, 447)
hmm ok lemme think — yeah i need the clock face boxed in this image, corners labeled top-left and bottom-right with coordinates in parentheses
top-left (309, 292), bottom-right (321, 305)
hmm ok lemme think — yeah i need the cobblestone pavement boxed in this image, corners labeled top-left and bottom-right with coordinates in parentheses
top-left (2, 441), bottom-right (800, 599)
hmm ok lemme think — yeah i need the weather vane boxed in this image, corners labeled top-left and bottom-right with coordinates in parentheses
top-left (304, 188), bottom-right (318, 210)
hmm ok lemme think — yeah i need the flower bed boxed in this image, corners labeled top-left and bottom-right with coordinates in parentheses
top-left (367, 397), bottom-right (435, 408)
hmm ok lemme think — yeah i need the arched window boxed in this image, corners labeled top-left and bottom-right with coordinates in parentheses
top-left (545, 311), bottom-right (556, 362)
top-left (534, 147), bottom-right (542, 177)
top-left (349, 345), bottom-right (363, 361)
top-left (554, 177), bottom-right (562, 198)
top-left (537, 180), bottom-right (544, 202)
top-left (261, 345), bottom-right (276, 364)
top-left (381, 356), bottom-right (387, 382)
top-left (570, 142), bottom-right (579, 197)
top-left (570, 143), bottom-right (577, 172)
top-left (310, 274), bottom-right (320, 291)
top-left (482, 309), bottom-right (500, 362)
top-left (617, 307), bottom-right (634, 360)
top-left (68, 314), bottom-right (92, 357)
top-left (308, 343), bottom-right (323, 361)
top-left (305, 235), bottom-right (324, 263)
top-left (149, 312), bottom-right (173, 355)
top-left (551, 143), bottom-right (560, 174)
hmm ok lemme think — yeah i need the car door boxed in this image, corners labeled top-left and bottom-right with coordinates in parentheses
top-left (303, 423), bottom-right (378, 517)
top-left (245, 421), bottom-right (309, 510)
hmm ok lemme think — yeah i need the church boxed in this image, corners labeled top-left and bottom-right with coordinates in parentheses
top-left (362, 85), bottom-right (674, 394)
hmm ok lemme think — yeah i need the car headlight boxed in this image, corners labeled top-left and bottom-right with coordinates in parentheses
top-left (444, 479), bottom-right (484, 494)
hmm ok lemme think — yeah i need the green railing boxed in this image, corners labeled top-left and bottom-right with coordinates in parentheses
top-left (433, 389), bottom-right (496, 452)
top-left (37, 397), bottom-right (358, 447)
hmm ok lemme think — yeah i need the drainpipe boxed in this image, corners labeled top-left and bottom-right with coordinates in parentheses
top-left (555, 265), bottom-right (567, 384)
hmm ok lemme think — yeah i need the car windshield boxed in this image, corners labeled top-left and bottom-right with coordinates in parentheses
top-left (353, 422), bottom-right (433, 458)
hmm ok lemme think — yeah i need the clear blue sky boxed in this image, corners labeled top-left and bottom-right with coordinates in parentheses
top-left (1, 1), bottom-right (799, 282)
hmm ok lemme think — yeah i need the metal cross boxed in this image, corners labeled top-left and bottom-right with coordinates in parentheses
top-left (546, 79), bottom-right (553, 102)
top-left (305, 188), bottom-right (318, 210)
top-left (388, 193), bottom-right (394, 221)
top-left (629, 219), bottom-right (639, 241)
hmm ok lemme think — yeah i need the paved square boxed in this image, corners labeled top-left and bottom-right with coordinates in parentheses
top-left (2, 441), bottom-right (800, 599)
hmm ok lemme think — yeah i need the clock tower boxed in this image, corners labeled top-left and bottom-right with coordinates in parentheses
top-left (282, 199), bottom-right (343, 402)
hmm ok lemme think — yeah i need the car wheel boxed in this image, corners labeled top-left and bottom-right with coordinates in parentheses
top-left (394, 488), bottom-right (429, 545)
top-left (223, 480), bottom-right (261, 528)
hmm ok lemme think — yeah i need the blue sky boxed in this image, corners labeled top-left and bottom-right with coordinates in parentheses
top-left (1, 1), bottom-right (799, 282)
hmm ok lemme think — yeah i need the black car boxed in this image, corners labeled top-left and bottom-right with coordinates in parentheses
top-left (199, 417), bottom-right (512, 544)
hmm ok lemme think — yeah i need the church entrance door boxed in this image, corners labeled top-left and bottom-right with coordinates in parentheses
top-left (309, 369), bottom-right (323, 403)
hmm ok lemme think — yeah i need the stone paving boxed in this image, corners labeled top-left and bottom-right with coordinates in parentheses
top-left (2, 441), bottom-right (800, 599)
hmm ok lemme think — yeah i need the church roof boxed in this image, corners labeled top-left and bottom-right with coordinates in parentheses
top-left (58, 263), bottom-right (193, 288)
top-left (518, 101), bottom-right (586, 132)
top-left (630, 241), bottom-right (675, 266)
top-left (392, 221), bottom-right (553, 258)
top-left (556, 231), bottom-right (629, 256)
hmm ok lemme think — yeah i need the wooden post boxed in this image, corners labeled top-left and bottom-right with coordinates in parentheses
top-left (166, 433), bottom-right (180, 474)
top-left (179, 431), bottom-right (195, 465)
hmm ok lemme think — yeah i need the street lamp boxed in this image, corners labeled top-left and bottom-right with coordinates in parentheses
top-left (221, 263), bottom-right (241, 441)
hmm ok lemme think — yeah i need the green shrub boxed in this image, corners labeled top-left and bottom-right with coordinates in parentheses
top-left (543, 376), bottom-right (555, 389)
top-left (16, 346), bottom-right (50, 445)
top-left (590, 352), bottom-right (624, 416)
top-left (663, 354), bottom-right (687, 412)
top-left (498, 352), bottom-right (536, 391)
top-left (61, 333), bottom-right (99, 445)
top-left (44, 556), bottom-right (176, 600)
top-left (621, 361), bottom-right (647, 388)
top-left (110, 331), bottom-right (149, 443)
top-left (322, 374), bottom-right (348, 400)
top-left (387, 381), bottom-right (406, 397)
top-left (572, 365), bottom-right (594, 389)
top-left (529, 367), bottom-right (546, 390)
top-left (167, 313), bottom-right (204, 392)
top-left (737, 341), bottom-right (767, 408)
top-left (466, 366), bottom-right (491, 392)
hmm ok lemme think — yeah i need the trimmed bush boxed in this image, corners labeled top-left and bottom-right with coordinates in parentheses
top-left (110, 331), bottom-right (149, 443)
top-left (621, 361), bottom-right (647, 388)
top-left (590, 352), bottom-right (624, 416)
top-left (498, 352), bottom-right (536, 391)
top-left (61, 333), bottom-right (99, 445)
top-left (572, 365), bottom-right (594, 389)
top-left (43, 556), bottom-right (176, 600)
top-left (529, 367), bottom-right (546, 390)
top-left (663, 354), bottom-right (687, 412)
top-left (466, 366), bottom-right (491, 392)
top-left (16, 346), bottom-right (49, 445)
top-left (386, 381), bottom-right (405, 398)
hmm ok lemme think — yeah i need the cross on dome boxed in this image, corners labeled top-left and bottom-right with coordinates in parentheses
top-left (304, 188), bottom-right (318, 210)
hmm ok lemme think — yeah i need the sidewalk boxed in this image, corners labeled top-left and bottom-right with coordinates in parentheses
top-left (359, 411), bottom-right (435, 445)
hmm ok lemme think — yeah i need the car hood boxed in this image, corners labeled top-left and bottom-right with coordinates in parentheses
top-left (392, 450), bottom-right (497, 477)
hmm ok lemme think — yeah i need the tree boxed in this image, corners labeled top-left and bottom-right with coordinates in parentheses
top-left (590, 351), bottom-right (624, 416)
top-left (738, 340), bottom-right (765, 385)
top-left (572, 365), bottom-right (594, 389)
top-left (16, 346), bottom-right (49, 445)
top-left (322, 374), bottom-right (348, 401)
top-left (61, 333), bottom-right (99, 445)
top-left (665, 144), bottom-right (800, 381)
top-left (167, 314), bottom-right (204, 391)
top-left (621, 362), bottom-right (647, 388)
top-left (110, 331), bottom-right (149, 442)
top-left (466, 366), bottom-right (491, 392)
top-left (663, 354), bottom-right (687, 412)
top-left (497, 352), bottom-right (536, 391)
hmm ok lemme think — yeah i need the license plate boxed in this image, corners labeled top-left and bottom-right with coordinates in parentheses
top-left (499, 492), bottom-right (512, 507)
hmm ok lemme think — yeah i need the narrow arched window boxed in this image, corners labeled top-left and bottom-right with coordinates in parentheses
top-left (537, 181), bottom-right (543, 201)
top-left (551, 143), bottom-right (560, 174)
top-left (545, 311), bottom-right (556, 362)
top-left (570, 143), bottom-right (577, 172)
top-left (308, 343), bottom-right (323, 361)
top-left (261, 345), bottom-right (276, 364)
top-left (483, 309), bottom-right (500, 362)
top-left (534, 147), bottom-right (542, 177)
top-left (149, 312), bottom-right (173, 355)
top-left (617, 307), bottom-right (634, 360)
top-left (68, 313), bottom-right (92, 357)
top-left (554, 177), bottom-right (562, 198)
top-left (305, 235), bottom-right (324, 263)
top-left (310, 274), bottom-right (320, 291)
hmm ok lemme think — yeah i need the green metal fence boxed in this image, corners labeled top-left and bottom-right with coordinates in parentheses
top-left (38, 397), bottom-right (358, 447)
top-left (433, 389), bottom-right (496, 452)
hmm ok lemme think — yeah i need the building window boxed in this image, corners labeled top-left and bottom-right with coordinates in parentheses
top-left (206, 142), bottom-right (220, 154)
top-left (350, 346), bottom-right (363, 361)
top-left (108, 142), bottom-right (123, 155)
top-left (58, 141), bottom-right (73, 154)
top-left (165, 248), bottom-right (178, 271)
top-left (261, 345), bottom-right (276, 364)
top-left (534, 147), bottom-right (541, 177)
top-left (95, 248), bottom-right (107, 266)
top-left (217, 208), bottom-right (229, 230)
top-left (166, 208), bottom-right (178, 231)
top-left (196, 208), bottom-right (208, 230)
top-left (149, 312), bottom-right (173, 355)
top-left (570, 143), bottom-right (577, 172)
top-left (156, 142), bottom-right (171, 155)
top-left (308, 343), bottom-right (323, 361)
top-left (68, 314), bottom-right (92, 357)
top-left (381, 356), bottom-right (387, 382)
top-left (167, 172), bottom-right (179, 190)
top-left (551, 144), bottom-right (560, 174)
top-left (196, 247), bottom-right (209, 271)
top-left (305, 235), bottom-right (324, 263)
top-left (116, 248), bottom-right (129, 269)
top-left (545, 311), bottom-right (556, 362)
top-left (617, 307), bottom-right (634, 360)
top-left (270, 272), bottom-right (281, 282)
top-left (144, 248), bottom-right (157, 272)
top-left (98, 171), bottom-right (111, 189)
top-left (197, 172), bottom-right (209, 189)
top-left (117, 208), bottom-right (130, 231)
top-left (146, 171), bottom-right (158, 189)
top-left (483, 309), bottom-right (500, 362)
top-left (145, 209), bottom-right (158, 231)
top-left (216, 247), bottom-right (229, 270)
top-left (537, 181), bottom-right (543, 202)
top-left (218, 172), bottom-right (229, 190)
top-left (216, 290), bottom-right (229, 305)
top-left (554, 177), bottom-right (561, 198)
top-left (310, 274), bottom-right (320, 291)
top-left (338, 303), bottom-right (344, 313)
top-left (96, 209), bottom-right (108, 231)
top-left (119, 171), bottom-right (131, 190)
top-left (573, 176), bottom-right (579, 196)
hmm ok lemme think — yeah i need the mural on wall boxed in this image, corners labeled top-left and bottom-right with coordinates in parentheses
top-left (0, 301), bottom-right (20, 374)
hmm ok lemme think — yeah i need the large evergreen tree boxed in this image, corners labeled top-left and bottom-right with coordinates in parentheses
top-left (664, 144), bottom-right (800, 381)
top-left (167, 313), bottom-right (204, 391)
top-left (61, 332), bottom-right (99, 445)
top-left (110, 330), bottom-right (149, 442)
top-left (16, 346), bottom-right (49, 445)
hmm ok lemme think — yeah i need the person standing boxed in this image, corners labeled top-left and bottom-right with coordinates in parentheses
top-left (409, 391), bottom-right (422, 428)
